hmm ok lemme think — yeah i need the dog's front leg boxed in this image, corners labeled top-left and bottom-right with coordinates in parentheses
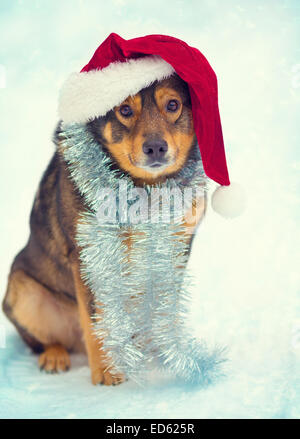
top-left (71, 254), bottom-right (125, 385)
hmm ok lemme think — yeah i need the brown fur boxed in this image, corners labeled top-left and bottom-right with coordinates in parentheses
top-left (2, 74), bottom-right (206, 385)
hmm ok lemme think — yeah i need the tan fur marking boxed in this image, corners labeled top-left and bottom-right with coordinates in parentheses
top-left (6, 270), bottom-right (83, 351)
top-left (104, 84), bottom-right (195, 182)
top-left (182, 196), bottom-right (207, 235)
top-left (39, 344), bottom-right (71, 373)
top-left (114, 94), bottom-right (142, 128)
top-left (103, 122), bottom-right (113, 143)
top-left (71, 257), bottom-right (125, 385)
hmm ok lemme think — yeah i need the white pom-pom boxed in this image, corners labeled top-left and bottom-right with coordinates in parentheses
top-left (211, 182), bottom-right (246, 218)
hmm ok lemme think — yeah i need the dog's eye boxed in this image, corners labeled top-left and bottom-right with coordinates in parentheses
top-left (119, 105), bottom-right (133, 117)
top-left (166, 99), bottom-right (179, 112)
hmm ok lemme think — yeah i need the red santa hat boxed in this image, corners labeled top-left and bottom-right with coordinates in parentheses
top-left (58, 33), bottom-right (245, 218)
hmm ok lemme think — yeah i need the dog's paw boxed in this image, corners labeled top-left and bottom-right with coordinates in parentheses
top-left (39, 344), bottom-right (71, 373)
top-left (91, 366), bottom-right (125, 386)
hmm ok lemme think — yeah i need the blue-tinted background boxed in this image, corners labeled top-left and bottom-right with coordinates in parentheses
top-left (0, 0), bottom-right (299, 418)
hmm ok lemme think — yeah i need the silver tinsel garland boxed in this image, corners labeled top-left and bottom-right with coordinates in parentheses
top-left (58, 123), bottom-right (226, 385)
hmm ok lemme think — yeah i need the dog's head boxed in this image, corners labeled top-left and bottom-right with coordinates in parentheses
top-left (88, 74), bottom-right (196, 183)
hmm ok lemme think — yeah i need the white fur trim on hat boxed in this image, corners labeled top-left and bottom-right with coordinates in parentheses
top-left (58, 55), bottom-right (175, 124)
top-left (211, 182), bottom-right (246, 218)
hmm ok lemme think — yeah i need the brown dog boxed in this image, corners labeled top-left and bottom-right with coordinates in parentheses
top-left (2, 74), bottom-right (206, 385)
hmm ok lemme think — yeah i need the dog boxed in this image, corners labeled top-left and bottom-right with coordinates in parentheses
top-left (2, 73), bottom-right (206, 385)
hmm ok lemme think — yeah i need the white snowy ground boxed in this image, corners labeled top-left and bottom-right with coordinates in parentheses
top-left (0, 0), bottom-right (299, 419)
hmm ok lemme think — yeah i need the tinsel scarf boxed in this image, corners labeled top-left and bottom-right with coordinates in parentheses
top-left (58, 123), bottom-right (225, 385)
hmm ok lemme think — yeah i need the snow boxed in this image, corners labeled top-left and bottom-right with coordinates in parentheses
top-left (0, 0), bottom-right (299, 419)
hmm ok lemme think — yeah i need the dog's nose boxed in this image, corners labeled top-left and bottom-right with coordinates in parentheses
top-left (142, 140), bottom-right (168, 161)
